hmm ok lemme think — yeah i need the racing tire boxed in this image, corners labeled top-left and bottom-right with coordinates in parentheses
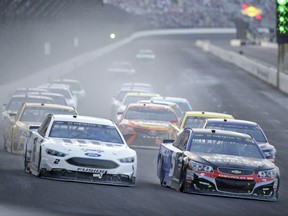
top-left (275, 178), bottom-right (280, 201)
top-left (157, 156), bottom-right (165, 186)
top-left (36, 148), bottom-right (42, 177)
top-left (24, 143), bottom-right (29, 172)
top-left (178, 166), bottom-right (187, 193)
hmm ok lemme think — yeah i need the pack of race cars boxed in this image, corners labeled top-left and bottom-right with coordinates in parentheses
top-left (0, 80), bottom-right (280, 201)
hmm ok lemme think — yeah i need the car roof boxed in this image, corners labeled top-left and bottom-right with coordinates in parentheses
top-left (121, 82), bottom-right (152, 88)
top-left (125, 92), bottom-right (160, 97)
top-left (53, 79), bottom-right (79, 83)
top-left (127, 102), bottom-right (174, 110)
top-left (151, 96), bottom-right (189, 102)
top-left (10, 94), bottom-right (54, 100)
top-left (23, 103), bottom-right (76, 111)
top-left (51, 114), bottom-right (114, 126)
top-left (204, 118), bottom-right (258, 126)
top-left (184, 111), bottom-right (234, 119)
top-left (190, 128), bottom-right (253, 139)
top-left (28, 92), bottom-right (65, 97)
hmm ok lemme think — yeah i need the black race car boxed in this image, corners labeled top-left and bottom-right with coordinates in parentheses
top-left (157, 128), bottom-right (280, 201)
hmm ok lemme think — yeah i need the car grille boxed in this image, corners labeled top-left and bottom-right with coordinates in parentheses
top-left (216, 177), bottom-right (255, 193)
top-left (218, 167), bottom-right (254, 175)
top-left (66, 157), bottom-right (119, 169)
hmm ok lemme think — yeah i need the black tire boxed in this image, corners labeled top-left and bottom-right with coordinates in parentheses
top-left (37, 148), bottom-right (42, 177)
top-left (158, 156), bottom-right (165, 186)
top-left (178, 166), bottom-right (187, 192)
top-left (24, 143), bottom-right (28, 171)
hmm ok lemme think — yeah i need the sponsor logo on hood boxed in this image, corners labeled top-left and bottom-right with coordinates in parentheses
top-left (201, 155), bottom-right (263, 167)
top-left (85, 152), bottom-right (101, 157)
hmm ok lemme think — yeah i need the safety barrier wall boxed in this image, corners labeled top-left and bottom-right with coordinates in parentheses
top-left (195, 40), bottom-right (288, 95)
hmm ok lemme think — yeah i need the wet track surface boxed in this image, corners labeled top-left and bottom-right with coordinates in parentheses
top-left (0, 36), bottom-right (288, 215)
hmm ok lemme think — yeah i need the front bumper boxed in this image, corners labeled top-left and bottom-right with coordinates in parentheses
top-left (183, 171), bottom-right (279, 201)
top-left (40, 155), bottom-right (137, 186)
top-left (40, 169), bottom-right (136, 186)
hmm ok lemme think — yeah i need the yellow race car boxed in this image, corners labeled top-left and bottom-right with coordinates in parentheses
top-left (3, 103), bottom-right (78, 154)
top-left (168, 111), bottom-right (235, 140)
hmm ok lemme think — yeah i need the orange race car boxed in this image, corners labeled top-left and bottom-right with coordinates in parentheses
top-left (118, 103), bottom-right (178, 147)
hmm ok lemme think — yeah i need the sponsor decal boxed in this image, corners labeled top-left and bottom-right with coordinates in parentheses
top-left (85, 152), bottom-right (101, 157)
top-left (81, 148), bottom-right (104, 153)
top-left (218, 174), bottom-right (253, 180)
top-left (77, 167), bottom-right (107, 177)
top-left (202, 155), bottom-right (262, 166)
top-left (149, 130), bottom-right (158, 136)
top-left (231, 170), bottom-right (242, 174)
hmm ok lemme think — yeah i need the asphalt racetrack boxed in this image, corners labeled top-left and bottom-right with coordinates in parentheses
top-left (0, 35), bottom-right (287, 216)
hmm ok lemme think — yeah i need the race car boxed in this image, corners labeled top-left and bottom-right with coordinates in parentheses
top-left (157, 128), bottom-right (280, 201)
top-left (38, 84), bottom-right (77, 108)
top-left (168, 111), bottom-right (235, 140)
top-left (1, 94), bottom-right (55, 124)
top-left (137, 99), bottom-right (183, 119)
top-left (110, 88), bottom-right (152, 120)
top-left (118, 103), bottom-right (178, 146)
top-left (52, 79), bottom-right (86, 100)
top-left (200, 118), bottom-right (277, 162)
top-left (120, 82), bottom-right (154, 92)
top-left (24, 114), bottom-right (137, 186)
top-left (3, 103), bottom-right (77, 154)
top-left (114, 92), bottom-right (161, 123)
top-left (136, 49), bottom-right (156, 63)
top-left (151, 96), bottom-right (192, 113)
top-left (107, 61), bottom-right (136, 77)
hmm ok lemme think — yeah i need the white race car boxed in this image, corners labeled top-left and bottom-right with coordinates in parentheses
top-left (24, 114), bottom-right (137, 186)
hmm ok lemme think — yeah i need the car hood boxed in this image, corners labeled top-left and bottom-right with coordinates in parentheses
top-left (45, 138), bottom-right (133, 158)
top-left (186, 152), bottom-right (275, 170)
top-left (121, 119), bottom-right (170, 131)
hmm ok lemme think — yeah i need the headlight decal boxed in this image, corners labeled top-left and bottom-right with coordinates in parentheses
top-left (258, 169), bottom-right (276, 179)
top-left (118, 156), bottom-right (135, 163)
top-left (189, 161), bottom-right (213, 173)
top-left (46, 148), bottom-right (66, 157)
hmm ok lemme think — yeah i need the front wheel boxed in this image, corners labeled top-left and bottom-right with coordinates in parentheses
top-left (178, 166), bottom-right (187, 192)
top-left (157, 156), bottom-right (165, 186)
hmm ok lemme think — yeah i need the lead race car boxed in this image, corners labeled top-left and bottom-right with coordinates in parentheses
top-left (157, 128), bottom-right (280, 201)
top-left (24, 114), bottom-right (137, 186)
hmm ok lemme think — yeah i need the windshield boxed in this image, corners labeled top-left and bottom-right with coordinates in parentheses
top-left (189, 133), bottom-right (264, 159)
top-left (20, 107), bottom-right (76, 122)
top-left (7, 97), bottom-right (54, 112)
top-left (125, 107), bottom-right (177, 122)
top-left (184, 117), bottom-right (205, 128)
top-left (205, 123), bottom-right (267, 143)
top-left (49, 121), bottom-right (124, 144)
